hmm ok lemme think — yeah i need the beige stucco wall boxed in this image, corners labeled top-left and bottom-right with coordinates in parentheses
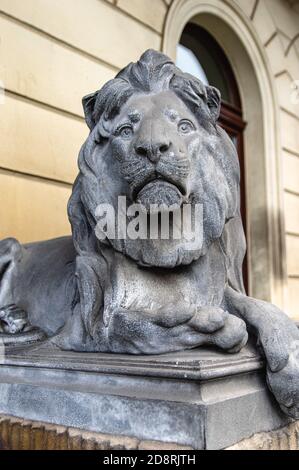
top-left (0, 0), bottom-right (165, 244)
top-left (0, 0), bottom-right (298, 318)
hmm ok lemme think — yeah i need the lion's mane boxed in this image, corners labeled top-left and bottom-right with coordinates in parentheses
top-left (67, 50), bottom-right (246, 336)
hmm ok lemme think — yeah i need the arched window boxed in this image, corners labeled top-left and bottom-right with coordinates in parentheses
top-left (176, 23), bottom-right (247, 289)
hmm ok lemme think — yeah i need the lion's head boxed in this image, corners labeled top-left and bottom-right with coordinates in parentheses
top-left (68, 50), bottom-right (245, 281)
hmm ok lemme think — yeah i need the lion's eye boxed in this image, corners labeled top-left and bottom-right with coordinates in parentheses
top-left (119, 125), bottom-right (133, 139)
top-left (178, 120), bottom-right (194, 134)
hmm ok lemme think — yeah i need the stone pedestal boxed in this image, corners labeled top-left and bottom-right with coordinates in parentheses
top-left (0, 341), bottom-right (292, 450)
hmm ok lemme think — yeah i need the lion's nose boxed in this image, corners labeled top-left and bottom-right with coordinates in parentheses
top-left (135, 141), bottom-right (170, 163)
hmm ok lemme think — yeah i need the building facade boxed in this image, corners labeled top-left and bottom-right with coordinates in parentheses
top-left (0, 0), bottom-right (298, 319)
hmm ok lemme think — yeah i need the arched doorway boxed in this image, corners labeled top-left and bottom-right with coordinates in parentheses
top-left (163, 0), bottom-right (286, 308)
top-left (176, 23), bottom-right (248, 289)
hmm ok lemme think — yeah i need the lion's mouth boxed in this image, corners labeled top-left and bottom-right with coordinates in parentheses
top-left (133, 175), bottom-right (186, 200)
top-left (135, 179), bottom-right (186, 211)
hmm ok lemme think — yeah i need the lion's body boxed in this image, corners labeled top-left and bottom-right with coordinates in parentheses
top-left (0, 234), bottom-right (227, 339)
top-left (0, 237), bottom-right (76, 335)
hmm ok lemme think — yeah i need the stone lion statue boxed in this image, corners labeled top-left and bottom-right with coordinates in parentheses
top-left (0, 50), bottom-right (298, 418)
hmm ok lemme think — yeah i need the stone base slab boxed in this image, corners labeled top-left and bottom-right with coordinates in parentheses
top-left (0, 341), bottom-right (293, 449)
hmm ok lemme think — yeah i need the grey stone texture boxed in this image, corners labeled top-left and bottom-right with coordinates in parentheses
top-left (0, 343), bottom-right (292, 449)
top-left (0, 49), bottom-right (298, 430)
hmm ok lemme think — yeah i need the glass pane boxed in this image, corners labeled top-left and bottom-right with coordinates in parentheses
top-left (176, 44), bottom-right (209, 85)
top-left (177, 24), bottom-right (240, 106)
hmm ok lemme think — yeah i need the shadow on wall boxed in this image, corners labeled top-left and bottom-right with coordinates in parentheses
top-left (247, 204), bottom-right (286, 302)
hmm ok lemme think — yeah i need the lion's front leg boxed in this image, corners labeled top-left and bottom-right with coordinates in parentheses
top-left (225, 285), bottom-right (299, 419)
top-left (106, 305), bottom-right (248, 355)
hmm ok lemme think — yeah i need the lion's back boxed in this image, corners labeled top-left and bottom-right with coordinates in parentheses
top-left (0, 236), bottom-right (77, 335)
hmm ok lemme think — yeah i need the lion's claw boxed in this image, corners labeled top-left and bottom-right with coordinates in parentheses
top-left (189, 307), bottom-right (227, 333)
top-left (0, 304), bottom-right (31, 334)
top-left (211, 314), bottom-right (248, 353)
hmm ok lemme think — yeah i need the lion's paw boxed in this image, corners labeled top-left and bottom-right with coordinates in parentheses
top-left (0, 304), bottom-right (31, 334)
top-left (190, 309), bottom-right (248, 353)
top-left (188, 307), bottom-right (227, 333)
top-left (212, 314), bottom-right (248, 353)
top-left (266, 339), bottom-right (299, 419)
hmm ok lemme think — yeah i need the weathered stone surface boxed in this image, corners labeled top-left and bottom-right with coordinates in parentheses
top-left (227, 421), bottom-right (299, 450)
top-left (138, 440), bottom-right (192, 451)
top-left (0, 50), bottom-right (298, 447)
top-left (0, 343), bottom-right (293, 449)
top-left (0, 414), bottom-right (191, 450)
top-left (19, 414), bottom-right (297, 450)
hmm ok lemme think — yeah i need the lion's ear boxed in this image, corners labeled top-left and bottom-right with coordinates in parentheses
top-left (206, 86), bottom-right (221, 122)
top-left (82, 91), bottom-right (99, 130)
